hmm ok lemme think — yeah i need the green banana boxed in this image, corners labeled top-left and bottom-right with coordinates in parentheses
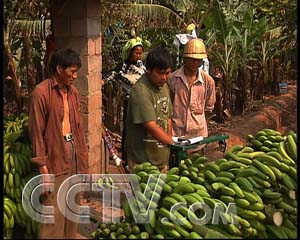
top-left (162, 196), bottom-right (178, 209)
top-left (214, 158), bottom-right (228, 165)
top-left (214, 176), bottom-right (232, 185)
top-left (281, 173), bottom-right (296, 190)
top-left (278, 141), bottom-right (294, 164)
top-left (247, 202), bottom-right (264, 211)
top-left (182, 194), bottom-right (200, 206)
top-left (262, 189), bottom-right (281, 199)
top-left (236, 207), bottom-right (257, 219)
top-left (167, 167), bottom-right (179, 175)
top-left (205, 162), bottom-right (220, 173)
top-left (228, 182), bottom-right (244, 198)
top-left (204, 169), bottom-right (216, 182)
top-left (212, 182), bottom-right (225, 191)
top-left (172, 210), bottom-right (193, 230)
top-left (227, 145), bottom-right (244, 154)
top-left (252, 175), bottom-right (271, 188)
top-left (219, 195), bottom-right (235, 205)
top-left (247, 218), bottom-right (266, 232)
top-left (8, 172), bottom-right (14, 189)
top-left (216, 171), bottom-right (235, 179)
top-left (235, 177), bottom-right (253, 192)
top-left (255, 210), bottom-right (266, 221)
top-left (252, 159), bottom-right (276, 182)
top-left (255, 154), bottom-right (281, 168)
top-left (242, 191), bottom-right (258, 203)
top-left (285, 135), bottom-right (297, 161)
top-left (170, 193), bottom-right (187, 203)
top-left (234, 198), bottom-right (250, 208)
top-left (173, 183), bottom-right (194, 194)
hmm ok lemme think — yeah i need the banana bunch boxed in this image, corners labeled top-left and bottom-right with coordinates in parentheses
top-left (4, 143), bottom-right (33, 201)
top-left (130, 160), bottom-right (233, 238)
top-left (279, 130), bottom-right (297, 163)
top-left (3, 114), bottom-right (39, 239)
top-left (132, 162), bottom-right (161, 183)
top-left (124, 175), bottom-right (165, 223)
top-left (198, 152), bottom-right (264, 238)
top-left (247, 128), bottom-right (297, 163)
top-left (4, 143), bottom-right (33, 176)
top-left (4, 197), bottom-right (17, 238)
top-left (24, 218), bottom-right (39, 239)
top-left (217, 130), bottom-right (297, 238)
top-left (92, 128), bottom-right (297, 239)
top-left (4, 113), bottom-right (29, 134)
top-left (247, 128), bottom-right (284, 153)
top-left (97, 175), bottom-right (119, 190)
top-left (91, 219), bottom-right (159, 239)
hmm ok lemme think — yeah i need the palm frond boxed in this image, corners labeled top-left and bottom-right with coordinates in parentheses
top-left (7, 19), bottom-right (51, 39)
top-left (124, 3), bottom-right (185, 28)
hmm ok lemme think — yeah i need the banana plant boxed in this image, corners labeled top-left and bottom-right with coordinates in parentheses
top-left (252, 17), bottom-right (287, 99)
top-left (205, 4), bottom-right (238, 117)
top-left (231, 7), bottom-right (258, 114)
top-left (3, 0), bottom-right (51, 115)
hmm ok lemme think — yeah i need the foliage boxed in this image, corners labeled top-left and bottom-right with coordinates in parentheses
top-left (3, 0), bottom-right (297, 120)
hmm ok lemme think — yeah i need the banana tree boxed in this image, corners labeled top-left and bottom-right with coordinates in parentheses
top-left (253, 17), bottom-right (287, 99)
top-left (231, 7), bottom-right (258, 114)
top-left (251, 0), bottom-right (297, 97)
top-left (4, 19), bottom-right (51, 113)
top-left (204, 4), bottom-right (238, 121)
top-left (3, 0), bottom-right (50, 115)
top-left (3, 24), bottom-right (23, 114)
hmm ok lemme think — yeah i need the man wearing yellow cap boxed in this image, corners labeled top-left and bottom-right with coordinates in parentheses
top-left (167, 38), bottom-right (216, 154)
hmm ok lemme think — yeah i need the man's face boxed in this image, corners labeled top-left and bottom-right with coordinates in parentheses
top-left (57, 65), bottom-right (79, 87)
top-left (148, 67), bottom-right (172, 89)
top-left (184, 57), bottom-right (203, 72)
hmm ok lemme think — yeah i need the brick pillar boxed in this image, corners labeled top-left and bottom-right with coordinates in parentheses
top-left (51, 0), bottom-right (103, 174)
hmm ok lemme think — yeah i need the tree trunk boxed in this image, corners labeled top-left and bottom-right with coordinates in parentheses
top-left (24, 33), bottom-right (36, 93)
top-left (222, 75), bottom-right (229, 111)
top-left (271, 58), bottom-right (280, 96)
top-left (235, 68), bottom-right (247, 115)
top-left (213, 75), bottom-right (224, 123)
top-left (250, 65), bottom-right (259, 101)
top-left (3, 42), bottom-right (23, 114)
top-left (254, 68), bottom-right (264, 100)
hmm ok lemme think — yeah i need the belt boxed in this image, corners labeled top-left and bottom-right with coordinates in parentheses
top-left (64, 133), bottom-right (73, 142)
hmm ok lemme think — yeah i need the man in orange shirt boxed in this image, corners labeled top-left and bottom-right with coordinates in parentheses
top-left (28, 48), bottom-right (88, 239)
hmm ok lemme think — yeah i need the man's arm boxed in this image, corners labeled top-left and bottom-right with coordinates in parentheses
top-left (28, 89), bottom-right (49, 169)
top-left (168, 118), bottom-right (173, 136)
top-left (204, 74), bottom-right (216, 112)
top-left (142, 121), bottom-right (174, 145)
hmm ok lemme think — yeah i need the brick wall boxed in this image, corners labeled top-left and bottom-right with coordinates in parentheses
top-left (52, 0), bottom-right (103, 174)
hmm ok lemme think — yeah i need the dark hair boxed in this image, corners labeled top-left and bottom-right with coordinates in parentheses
top-left (50, 48), bottom-right (82, 74)
top-left (130, 44), bottom-right (143, 53)
top-left (128, 44), bottom-right (144, 60)
top-left (145, 46), bottom-right (173, 71)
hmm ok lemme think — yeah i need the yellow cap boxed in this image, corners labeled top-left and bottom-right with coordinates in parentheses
top-left (183, 39), bottom-right (207, 59)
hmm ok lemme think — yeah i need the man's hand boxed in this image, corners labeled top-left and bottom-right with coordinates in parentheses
top-left (39, 165), bottom-right (52, 196)
top-left (143, 121), bottom-right (174, 145)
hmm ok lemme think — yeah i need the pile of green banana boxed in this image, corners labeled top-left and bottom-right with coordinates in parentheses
top-left (97, 175), bottom-right (119, 190)
top-left (3, 114), bottom-right (39, 239)
top-left (92, 128), bottom-right (297, 239)
top-left (91, 218), bottom-right (164, 239)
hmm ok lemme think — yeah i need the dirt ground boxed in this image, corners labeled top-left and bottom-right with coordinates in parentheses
top-left (77, 84), bottom-right (297, 239)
